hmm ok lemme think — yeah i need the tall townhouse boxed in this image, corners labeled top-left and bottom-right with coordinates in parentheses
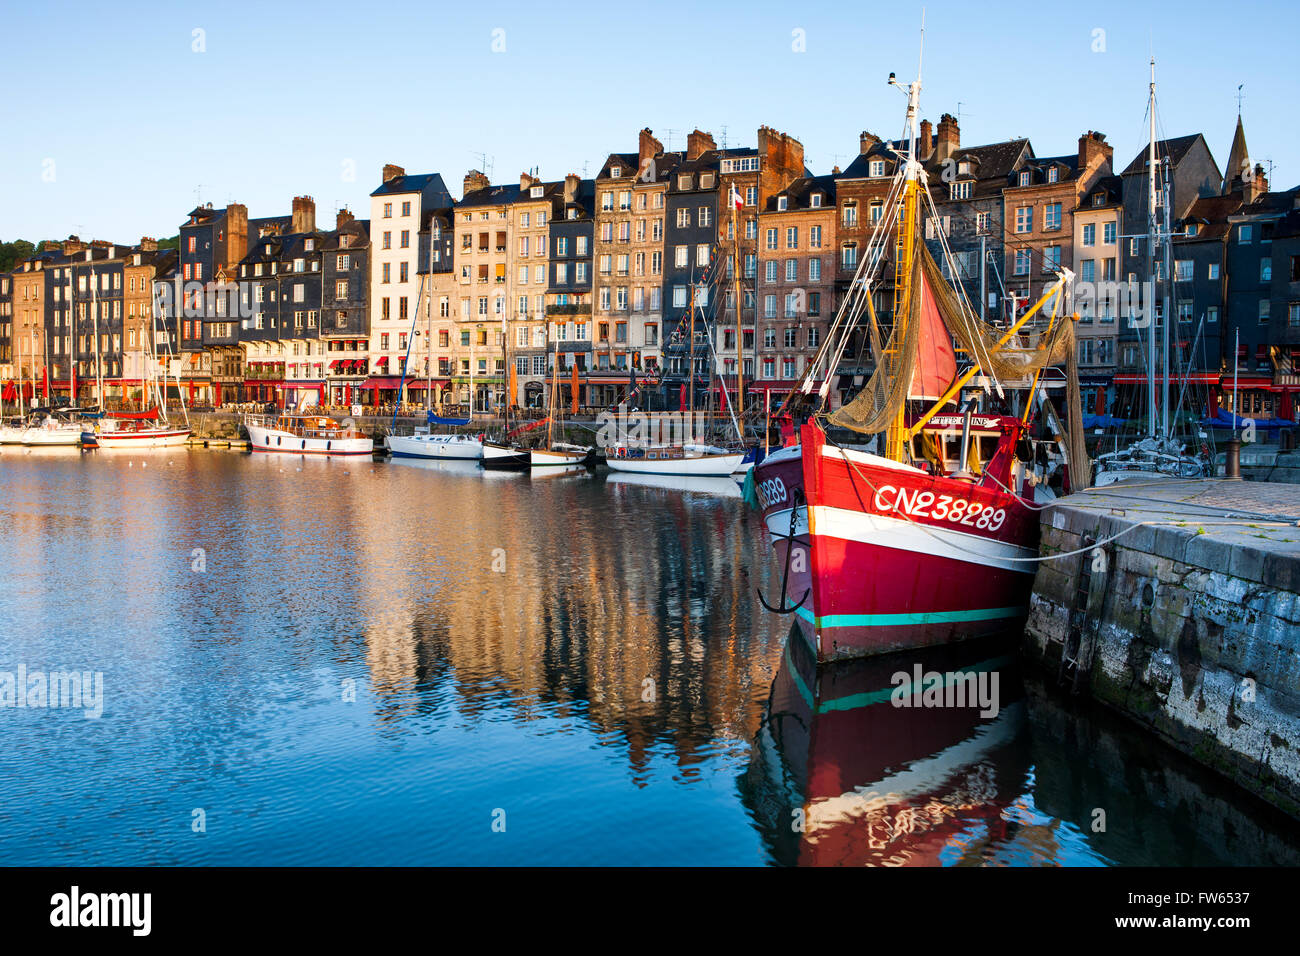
top-left (1072, 175), bottom-right (1124, 414)
top-left (833, 132), bottom-right (904, 394)
top-left (1226, 184), bottom-right (1299, 421)
top-left (321, 209), bottom-right (371, 407)
top-left (923, 115), bottom-right (1033, 324)
top-left (510, 174), bottom-right (558, 405)
top-left (0, 272), bottom-right (12, 376)
top-left (49, 239), bottom-right (133, 404)
top-left (178, 201), bottom-right (292, 403)
top-left (368, 165), bottom-right (455, 405)
top-left (591, 129), bottom-right (678, 407)
top-left (999, 132), bottom-right (1114, 314)
top-left (11, 259), bottom-right (46, 395)
top-left (755, 175), bottom-right (836, 410)
top-left (1262, 196), bottom-right (1300, 420)
top-left (544, 174), bottom-right (595, 406)
top-left (122, 241), bottom-right (177, 396)
top-left (409, 205), bottom-right (455, 409)
top-left (1116, 133), bottom-right (1221, 417)
top-left (661, 130), bottom-right (722, 409)
top-left (453, 170), bottom-right (519, 413)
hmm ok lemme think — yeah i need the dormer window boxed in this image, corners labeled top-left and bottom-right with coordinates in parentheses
top-left (611, 166), bottom-right (622, 178)
top-left (777, 196), bottom-right (788, 211)
top-left (339, 235), bottom-right (351, 248)
top-left (869, 160), bottom-right (885, 177)
top-left (678, 174), bottom-right (692, 190)
top-left (958, 161), bottom-right (972, 176)
top-left (1018, 171), bottom-right (1031, 187)
top-left (810, 194), bottom-right (822, 207)
top-left (1047, 167), bottom-right (1059, 184)
top-left (1186, 223), bottom-right (1200, 236)
top-left (1092, 193), bottom-right (1104, 207)
top-left (701, 173), bottom-right (715, 189)
top-left (950, 181), bottom-right (972, 200)
top-left (530, 186), bottom-right (543, 198)
top-left (304, 239), bottom-right (315, 251)
top-left (85, 251), bottom-right (92, 261)
top-left (567, 208), bottom-right (577, 220)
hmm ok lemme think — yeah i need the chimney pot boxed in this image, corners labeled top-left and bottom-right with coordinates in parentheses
top-left (382, 164), bottom-right (404, 184)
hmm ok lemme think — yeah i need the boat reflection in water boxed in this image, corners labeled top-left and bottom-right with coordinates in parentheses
top-left (741, 627), bottom-right (1032, 866)
top-left (604, 471), bottom-right (742, 499)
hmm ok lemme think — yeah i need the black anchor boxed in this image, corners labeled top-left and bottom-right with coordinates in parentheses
top-left (758, 489), bottom-right (811, 615)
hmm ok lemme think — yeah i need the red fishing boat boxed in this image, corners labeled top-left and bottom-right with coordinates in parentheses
top-left (752, 63), bottom-right (1087, 663)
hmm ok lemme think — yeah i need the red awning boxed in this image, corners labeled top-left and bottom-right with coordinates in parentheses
top-left (375, 356), bottom-right (389, 368)
top-left (362, 377), bottom-right (403, 389)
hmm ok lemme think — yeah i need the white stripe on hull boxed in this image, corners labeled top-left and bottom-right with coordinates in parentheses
top-left (530, 448), bottom-right (588, 467)
top-left (386, 434), bottom-right (483, 459)
top-left (93, 430), bottom-right (191, 448)
top-left (605, 452), bottom-right (744, 477)
top-left (808, 504), bottom-right (1038, 575)
top-left (246, 424), bottom-right (372, 456)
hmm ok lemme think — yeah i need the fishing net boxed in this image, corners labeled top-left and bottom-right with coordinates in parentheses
top-left (825, 237), bottom-right (1090, 486)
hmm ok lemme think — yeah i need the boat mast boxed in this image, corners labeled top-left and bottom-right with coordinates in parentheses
top-left (885, 62), bottom-right (924, 463)
top-left (1146, 57), bottom-right (1159, 441)
top-left (688, 285), bottom-right (696, 418)
top-left (731, 186), bottom-right (744, 433)
top-left (427, 220), bottom-right (435, 410)
top-left (90, 255), bottom-right (103, 409)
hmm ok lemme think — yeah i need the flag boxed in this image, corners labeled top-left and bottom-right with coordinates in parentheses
top-left (729, 184), bottom-right (744, 210)
top-left (570, 361), bottom-right (580, 415)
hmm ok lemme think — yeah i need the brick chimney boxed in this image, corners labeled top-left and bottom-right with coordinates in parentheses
top-left (935, 113), bottom-right (960, 164)
top-left (292, 195), bottom-right (316, 234)
top-left (918, 120), bottom-right (933, 161)
top-left (686, 129), bottom-right (716, 160)
top-left (520, 171), bottom-right (539, 191)
top-left (564, 173), bottom-right (580, 204)
top-left (1077, 131), bottom-right (1112, 174)
top-left (1244, 164), bottom-right (1268, 205)
top-left (336, 207), bottom-right (355, 230)
top-left (639, 128), bottom-right (663, 168)
top-left (757, 126), bottom-right (805, 207)
top-left (140, 237), bottom-right (158, 252)
top-left (463, 170), bottom-right (490, 197)
top-left (382, 164), bottom-right (405, 184)
top-left (62, 236), bottom-right (83, 255)
top-left (226, 203), bottom-right (248, 271)
top-left (860, 131), bottom-right (880, 155)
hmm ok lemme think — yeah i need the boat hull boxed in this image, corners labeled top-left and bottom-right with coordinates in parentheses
top-left (386, 433), bottom-right (483, 460)
top-left (480, 441), bottom-right (530, 470)
top-left (20, 428), bottom-right (84, 447)
top-left (88, 428), bottom-right (191, 449)
top-left (529, 448), bottom-right (589, 467)
top-left (245, 422), bottom-right (373, 456)
top-left (605, 451), bottom-right (744, 477)
top-left (754, 426), bottom-right (1037, 662)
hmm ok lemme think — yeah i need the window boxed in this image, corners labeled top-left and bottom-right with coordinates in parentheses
top-left (975, 211), bottom-right (990, 234)
top-left (765, 261), bottom-right (778, 283)
top-left (1047, 166), bottom-right (1059, 184)
top-left (399, 262), bottom-right (409, 283)
top-left (809, 258), bottom-right (821, 282)
top-left (1043, 246), bottom-right (1061, 271)
top-left (949, 181), bottom-right (971, 200)
top-left (842, 203), bottom-right (858, 227)
top-left (809, 225), bottom-right (822, 248)
top-left (676, 208), bottom-right (690, 228)
top-left (1014, 250), bottom-right (1031, 276)
top-left (335, 280), bottom-right (348, 299)
top-left (785, 259), bottom-right (797, 282)
top-left (695, 245), bottom-right (709, 267)
top-left (1259, 300), bottom-right (1270, 323)
top-left (842, 243), bottom-right (858, 268)
top-left (1015, 206), bottom-right (1032, 233)
top-left (1081, 260), bottom-right (1095, 283)
top-left (869, 160), bottom-right (885, 177)
top-left (777, 196), bottom-right (788, 212)
top-left (400, 230), bottom-right (410, 248)
top-left (384, 203), bottom-right (392, 218)
top-left (786, 227), bottom-right (798, 249)
top-left (699, 206), bottom-right (712, 227)
top-left (1018, 171), bottom-right (1030, 187)
top-left (673, 285), bottom-right (687, 308)
top-left (1082, 224), bottom-right (1096, 247)
top-left (1208, 263), bottom-right (1220, 280)
top-left (1239, 224), bottom-right (1254, 244)
top-left (674, 246), bottom-right (688, 268)
top-left (1261, 257), bottom-right (1272, 281)
top-left (1103, 222), bottom-right (1116, 244)
top-left (1175, 260), bottom-right (1193, 281)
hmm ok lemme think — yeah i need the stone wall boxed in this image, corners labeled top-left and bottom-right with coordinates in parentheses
top-left (1024, 481), bottom-right (1300, 818)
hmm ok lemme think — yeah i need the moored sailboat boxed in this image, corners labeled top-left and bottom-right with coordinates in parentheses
top-left (751, 61), bottom-right (1086, 662)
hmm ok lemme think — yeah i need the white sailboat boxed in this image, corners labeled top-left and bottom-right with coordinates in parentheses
top-left (1094, 60), bottom-right (1210, 485)
top-left (531, 346), bottom-right (591, 467)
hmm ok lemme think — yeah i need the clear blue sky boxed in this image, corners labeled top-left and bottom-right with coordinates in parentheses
top-left (3, 0), bottom-right (1296, 243)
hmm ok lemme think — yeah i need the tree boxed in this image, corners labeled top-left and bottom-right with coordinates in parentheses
top-left (0, 240), bottom-right (37, 273)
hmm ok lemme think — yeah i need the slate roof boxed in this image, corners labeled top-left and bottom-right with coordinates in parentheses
top-left (370, 172), bottom-right (452, 200)
top-left (1120, 134), bottom-right (1204, 176)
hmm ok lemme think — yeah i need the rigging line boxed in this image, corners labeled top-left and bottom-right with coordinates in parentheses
top-left (820, 431), bottom-right (1155, 563)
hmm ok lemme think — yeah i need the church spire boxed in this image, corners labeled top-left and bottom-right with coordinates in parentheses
top-left (1222, 113), bottom-right (1250, 195)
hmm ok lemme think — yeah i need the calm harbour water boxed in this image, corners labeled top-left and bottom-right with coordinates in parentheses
top-left (1, 447), bottom-right (1298, 866)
